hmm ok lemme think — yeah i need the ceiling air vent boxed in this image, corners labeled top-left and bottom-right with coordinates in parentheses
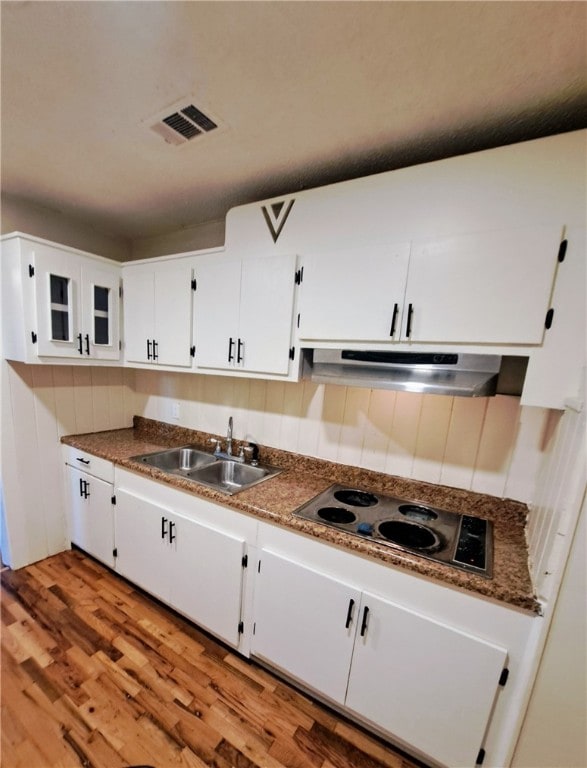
top-left (149, 101), bottom-right (220, 146)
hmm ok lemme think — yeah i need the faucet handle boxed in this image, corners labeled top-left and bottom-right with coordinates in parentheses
top-left (244, 442), bottom-right (260, 466)
top-left (209, 438), bottom-right (222, 455)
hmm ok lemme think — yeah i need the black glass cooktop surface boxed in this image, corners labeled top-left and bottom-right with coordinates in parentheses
top-left (294, 484), bottom-right (493, 577)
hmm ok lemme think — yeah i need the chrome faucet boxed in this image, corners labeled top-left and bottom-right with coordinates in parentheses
top-left (226, 416), bottom-right (233, 457)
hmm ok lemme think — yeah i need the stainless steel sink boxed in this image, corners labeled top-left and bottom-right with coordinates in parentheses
top-left (132, 445), bottom-right (216, 473)
top-left (130, 445), bottom-right (280, 494)
top-left (187, 459), bottom-right (281, 494)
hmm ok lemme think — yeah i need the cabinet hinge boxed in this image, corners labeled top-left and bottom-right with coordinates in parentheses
top-left (545, 308), bottom-right (555, 329)
top-left (28, 264), bottom-right (35, 277)
top-left (476, 748), bottom-right (486, 766)
top-left (113, 548), bottom-right (118, 558)
top-left (191, 278), bottom-right (197, 291)
top-left (31, 331), bottom-right (37, 344)
top-left (238, 621), bottom-right (244, 635)
top-left (241, 554), bottom-right (248, 568)
top-left (111, 495), bottom-right (116, 505)
top-left (289, 347), bottom-right (295, 361)
top-left (558, 239), bottom-right (568, 262)
top-left (190, 345), bottom-right (196, 358)
top-left (294, 267), bottom-right (304, 285)
top-left (498, 667), bottom-right (509, 687)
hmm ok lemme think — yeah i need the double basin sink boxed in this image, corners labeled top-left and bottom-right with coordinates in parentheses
top-left (130, 445), bottom-right (280, 495)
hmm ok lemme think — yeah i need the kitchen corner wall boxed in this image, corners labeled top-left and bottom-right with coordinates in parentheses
top-left (0, 361), bottom-right (136, 568)
top-left (133, 369), bottom-right (552, 504)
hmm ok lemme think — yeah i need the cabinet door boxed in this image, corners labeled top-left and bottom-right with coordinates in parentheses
top-left (238, 254), bottom-right (296, 374)
top-left (33, 244), bottom-right (82, 357)
top-left (114, 489), bottom-right (171, 604)
top-left (123, 268), bottom-right (155, 363)
top-left (66, 467), bottom-right (114, 567)
top-left (251, 549), bottom-right (361, 704)
top-left (297, 243), bottom-right (410, 342)
top-left (345, 591), bottom-right (507, 768)
top-left (81, 262), bottom-right (120, 360)
top-left (193, 258), bottom-right (241, 370)
top-left (153, 263), bottom-right (194, 367)
top-left (406, 226), bottom-right (561, 343)
top-left (170, 511), bottom-right (246, 648)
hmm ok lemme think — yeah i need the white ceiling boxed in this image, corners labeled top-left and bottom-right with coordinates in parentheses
top-left (1, 1), bottom-right (586, 243)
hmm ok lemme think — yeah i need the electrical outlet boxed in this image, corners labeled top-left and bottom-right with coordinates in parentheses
top-left (171, 401), bottom-right (181, 421)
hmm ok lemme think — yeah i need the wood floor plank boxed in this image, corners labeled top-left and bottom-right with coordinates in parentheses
top-left (1, 550), bottom-right (426, 768)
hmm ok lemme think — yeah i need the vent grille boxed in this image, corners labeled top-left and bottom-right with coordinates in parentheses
top-left (150, 101), bottom-right (220, 145)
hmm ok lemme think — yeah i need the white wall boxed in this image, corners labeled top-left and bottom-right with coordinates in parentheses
top-left (133, 369), bottom-right (551, 504)
top-left (513, 492), bottom-right (587, 768)
top-left (1, 193), bottom-right (130, 262)
top-left (0, 362), bottom-right (135, 568)
top-left (129, 218), bottom-right (225, 260)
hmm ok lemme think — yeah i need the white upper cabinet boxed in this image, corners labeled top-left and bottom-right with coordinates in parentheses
top-left (123, 259), bottom-right (195, 368)
top-left (297, 243), bottom-right (410, 342)
top-left (406, 226), bottom-right (562, 344)
top-left (1, 234), bottom-right (120, 363)
top-left (193, 253), bottom-right (297, 377)
top-left (297, 226), bottom-right (562, 346)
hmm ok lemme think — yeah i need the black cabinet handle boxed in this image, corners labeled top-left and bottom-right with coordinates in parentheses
top-left (147, 339), bottom-right (152, 360)
top-left (360, 605), bottom-right (370, 637)
top-left (169, 520), bottom-right (176, 543)
top-left (152, 340), bottom-right (159, 361)
top-left (84, 333), bottom-right (90, 355)
top-left (161, 517), bottom-right (168, 539)
top-left (237, 338), bottom-right (244, 364)
top-left (77, 333), bottom-right (83, 355)
top-left (389, 303), bottom-right (399, 337)
top-left (228, 337), bottom-right (235, 362)
top-left (405, 303), bottom-right (413, 338)
top-left (76, 457), bottom-right (90, 465)
top-left (79, 478), bottom-right (84, 498)
top-left (79, 478), bottom-right (90, 499)
top-left (345, 598), bottom-right (355, 629)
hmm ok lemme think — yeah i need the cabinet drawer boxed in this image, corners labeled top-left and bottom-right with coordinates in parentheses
top-left (63, 446), bottom-right (113, 483)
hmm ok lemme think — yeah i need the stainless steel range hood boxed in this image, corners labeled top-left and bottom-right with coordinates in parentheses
top-left (302, 350), bottom-right (505, 397)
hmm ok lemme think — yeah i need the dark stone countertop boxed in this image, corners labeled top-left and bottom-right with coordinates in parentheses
top-left (61, 416), bottom-right (539, 615)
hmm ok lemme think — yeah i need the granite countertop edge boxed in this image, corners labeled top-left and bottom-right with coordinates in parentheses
top-left (61, 416), bottom-right (540, 615)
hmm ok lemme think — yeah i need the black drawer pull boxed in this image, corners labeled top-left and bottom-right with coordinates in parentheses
top-left (228, 337), bottom-right (235, 362)
top-left (77, 333), bottom-right (83, 355)
top-left (161, 517), bottom-right (168, 539)
top-left (237, 338), bottom-right (244, 364)
top-left (152, 339), bottom-right (159, 361)
top-left (84, 333), bottom-right (90, 355)
top-left (169, 520), bottom-right (176, 543)
top-left (147, 339), bottom-right (152, 360)
top-left (345, 598), bottom-right (355, 629)
top-left (76, 457), bottom-right (90, 464)
top-left (406, 303), bottom-right (413, 338)
top-left (389, 303), bottom-right (399, 337)
top-left (360, 605), bottom-right (370, 637)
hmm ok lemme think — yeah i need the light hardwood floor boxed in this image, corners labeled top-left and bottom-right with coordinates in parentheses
top-left (1, 549), bottom-right (426, 768)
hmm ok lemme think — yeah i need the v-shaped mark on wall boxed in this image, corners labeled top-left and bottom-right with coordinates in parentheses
top-left (261, 199), bottom-right (295, 243)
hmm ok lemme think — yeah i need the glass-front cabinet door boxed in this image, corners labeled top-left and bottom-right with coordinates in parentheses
top-left (81, 264), bottom-right (120, 360)
top-left (33, 244), bottom-right (120, 360)
top-left (34, 244), bottom-right (81, 358)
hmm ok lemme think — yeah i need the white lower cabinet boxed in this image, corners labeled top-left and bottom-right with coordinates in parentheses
top-left (64, 448), bottom-right (115, 568)
top-left (251, 549), bottom-right (361, 704)
top-left (345, 591), bottom-right (507, 768)
top-left (252, 545), bottom-right (509, 768)
top-left (113, 471), bottom-right (251, 649)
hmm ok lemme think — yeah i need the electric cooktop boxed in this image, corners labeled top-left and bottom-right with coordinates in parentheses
top-left (294, 484), bottom-right (493, 577)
